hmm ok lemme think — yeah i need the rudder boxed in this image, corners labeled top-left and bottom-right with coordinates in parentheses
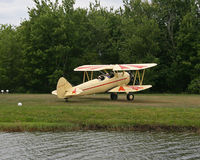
top-left (56, 77), bottom-right (72, 98)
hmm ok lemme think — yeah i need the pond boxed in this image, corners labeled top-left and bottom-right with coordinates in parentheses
top-left (0, 131), bottom-right (200, 160)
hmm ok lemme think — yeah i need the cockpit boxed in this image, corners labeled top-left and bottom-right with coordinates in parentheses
top-left (81, 70), bottom-right (116, 83)
top-left (97, 72), bottom-right (115, 81)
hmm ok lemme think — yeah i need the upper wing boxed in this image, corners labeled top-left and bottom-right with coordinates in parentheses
top-left (74, 63), bottom-right (157, 71)
top-left (113, 63), bottom-right (157, 71)
top-left (74, 65), bottom-right (114, 71)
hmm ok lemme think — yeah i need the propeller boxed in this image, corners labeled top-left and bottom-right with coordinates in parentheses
top-left (127, 71), bottom-right (134, 85)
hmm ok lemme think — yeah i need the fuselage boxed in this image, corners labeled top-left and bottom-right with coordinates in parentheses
top-left (74, 72), bottom-right (130, 96)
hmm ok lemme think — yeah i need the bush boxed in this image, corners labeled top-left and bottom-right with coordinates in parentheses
top-left (188, 77), bottom-right (200, 94)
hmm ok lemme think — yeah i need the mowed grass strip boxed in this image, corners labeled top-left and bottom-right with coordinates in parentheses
top-left (0, 94), bottom-right (200, 132)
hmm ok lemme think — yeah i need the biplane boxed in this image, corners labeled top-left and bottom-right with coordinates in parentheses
top-left (52, 64), bottom-right (157, 101)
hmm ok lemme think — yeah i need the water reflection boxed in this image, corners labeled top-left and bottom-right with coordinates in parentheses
top-left (0, 131), bottom-right (200, 160)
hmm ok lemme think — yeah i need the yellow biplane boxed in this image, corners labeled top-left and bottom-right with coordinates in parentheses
top-left (52, 63), bottom-right (157, 101)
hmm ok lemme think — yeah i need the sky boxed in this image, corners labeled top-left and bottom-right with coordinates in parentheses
top-left (0, 0), bottom-right (124, 26)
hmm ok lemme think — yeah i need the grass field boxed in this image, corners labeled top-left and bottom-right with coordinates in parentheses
top-left (0, 94), bottom-right (200, 132)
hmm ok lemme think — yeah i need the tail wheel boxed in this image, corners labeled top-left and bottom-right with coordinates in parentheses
top-left (110, 93), bottom-right (118, 100)
top-left (65, 98), bottom-right (68, 102)
top-left (127, 93), bottom-right (134, 101)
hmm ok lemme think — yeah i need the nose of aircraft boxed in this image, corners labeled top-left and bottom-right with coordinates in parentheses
top-left (127, 71), bottom-right (134, 85)
top-left (124, 72), bottom-right (131, 85)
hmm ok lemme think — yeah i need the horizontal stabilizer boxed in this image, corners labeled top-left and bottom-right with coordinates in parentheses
top-left (64, 87), bottom-right (83, 97)
top-left (51, 90), bottom-right (57, 95)
top-left (108, 85), bottom-right (152, 93)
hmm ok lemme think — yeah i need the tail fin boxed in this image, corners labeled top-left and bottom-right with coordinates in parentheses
top-left (56, 77), bottom-right (72, 98)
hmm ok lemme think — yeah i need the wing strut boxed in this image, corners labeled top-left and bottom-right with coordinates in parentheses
top-left (140, 70), bottom-right (145, 85)
top-left (133, 70), bottom-right (145, 85)
top-left (86, 71), bottom-right (90, 81)
top-left (91, 71), bottom-right (93, 80)
top-left (133, 71), bottom-right (137, 85)
top-left (83, 71), bottom-right (86, 83)
top-left (83, 71), bottom-right (93, 83)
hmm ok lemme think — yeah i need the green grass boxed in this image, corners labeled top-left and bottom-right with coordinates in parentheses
top-left (0, 94), bottom-right (200, 132)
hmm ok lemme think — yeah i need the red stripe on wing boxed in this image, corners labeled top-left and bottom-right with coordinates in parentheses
top-left (77, 65), bottom-right (106, 70)
top-left (125, 64), bottom-right (146, 69)
top-left (77, 65), bottom-right (105, 70)
top-left (129, 86), bottom-right (143, 90)
top-left (119, 65), bottom-right (130, 70)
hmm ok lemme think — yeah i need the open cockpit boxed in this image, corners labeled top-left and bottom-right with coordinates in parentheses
top-left (82, 70), bottom-right (115, 82)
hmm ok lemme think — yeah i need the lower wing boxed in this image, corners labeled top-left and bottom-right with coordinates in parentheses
top-left (108, 85), bottom-right (152, 93)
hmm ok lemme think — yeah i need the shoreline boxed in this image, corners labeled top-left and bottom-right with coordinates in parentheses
top-left (0, 123), bottom-right (200, 133)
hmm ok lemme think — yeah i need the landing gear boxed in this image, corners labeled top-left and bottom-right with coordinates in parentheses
top-left (65, 98), bottom-right (68, 102)
top-left (110, 93), bottom-right (118, 100)
top-left (127, 93), bottom-right (134, 101)
top-left (110, 92), bottom-right (134, 101)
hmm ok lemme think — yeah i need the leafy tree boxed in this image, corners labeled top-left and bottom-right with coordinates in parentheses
top-left (0, 25), bottom-right (23, 92)
top-left (0, 0), bottom-right (199, 93)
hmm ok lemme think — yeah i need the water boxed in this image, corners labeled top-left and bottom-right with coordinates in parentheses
top-left (0, 131), bottom-right (200, 160)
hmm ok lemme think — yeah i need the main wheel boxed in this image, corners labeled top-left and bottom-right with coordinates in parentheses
top-left (127, 93), bottom-right (134, 101)
top-left (110, 93), bottom-right (118, 100)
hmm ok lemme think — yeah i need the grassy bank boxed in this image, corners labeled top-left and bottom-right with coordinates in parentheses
top-left (0, 94), bottom-right (200, 132)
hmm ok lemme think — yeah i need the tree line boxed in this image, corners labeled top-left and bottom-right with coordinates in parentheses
top-left (0, 0), bottom-right (199, 93)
